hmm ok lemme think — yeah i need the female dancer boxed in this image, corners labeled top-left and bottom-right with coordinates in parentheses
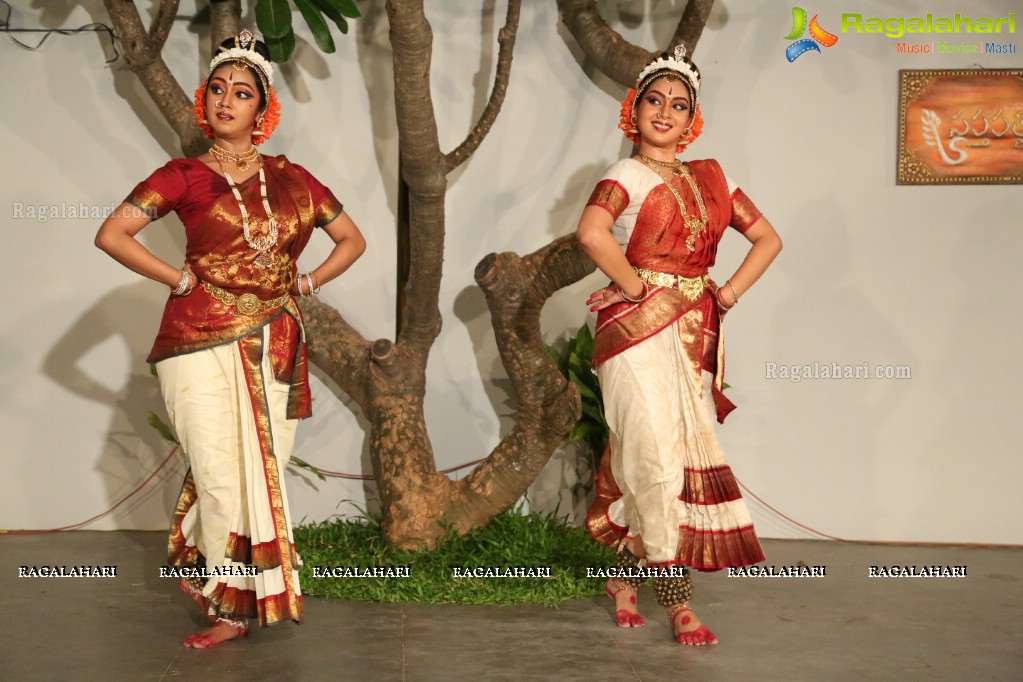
top-left (580, 46), bottom-right (782, 646)
top-left (95, 31), bottom-right (366, 648)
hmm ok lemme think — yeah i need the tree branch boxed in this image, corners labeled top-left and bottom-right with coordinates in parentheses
top-left (669, 0), bottom-right (715, 53)
top-left (147, 0), bottom-right (178, 53)
top-left (299, 297), bottom-right (374, 410)
top-left (448, 235), bottom-right (595, 528)
top-left (209, 0), bottom-right (242, 50)
top-left (443, 0), bottom-right (521, 173)
top-left (104, 0), bottom-right (207, 157)
top-left (555, 0), bottom-right (653, 87)
top-left (556, 0), bottom-right (716, 86)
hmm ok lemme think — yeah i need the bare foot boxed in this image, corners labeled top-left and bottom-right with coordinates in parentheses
top-left (183, 619), bottom-right (248, 649)
top-left (669, 606), bottom-right (718, 646)
top-left (605, 580), bottom-right (645, 627)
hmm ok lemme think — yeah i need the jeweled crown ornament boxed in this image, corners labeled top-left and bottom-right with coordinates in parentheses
top-left (636, 44), bottom-right (701, 97)
top-left (208, 29), bottom-right (275, 88)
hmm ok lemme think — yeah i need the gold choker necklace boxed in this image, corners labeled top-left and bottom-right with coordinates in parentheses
top-left (640, 154), bottom-right (683, 171)
top-left (210, 144), bottom-right (260, 172)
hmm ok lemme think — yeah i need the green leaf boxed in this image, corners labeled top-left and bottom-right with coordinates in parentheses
top-left (567, 422), bottom-right (591, 442)
top-left (147, 412), bottom-right (179, 444)
top-left (576, 364), bottom-right (601, 391)
top-left (295, 0), bottom-right (336, 52)
top-left (255, 0), bottom-right (293, 39)
top-left (575, 324), bottom-right (594, 361)
top-left (580, 401), bottom-right (604, 422)
top-left (290, 456), bottom-right (328, 481)
top-left (545, 344), bottom-right (562, 367)
top-left (567, 369), bottom-right (597, 400)
top-left (566, 351), bottom-right (585, 379)
top-left (312, 0), bottom-right (350, 34)
top-left (329, 0), bottom-right (362, 19)
top-left (265, 28), bottom-right (297, 62)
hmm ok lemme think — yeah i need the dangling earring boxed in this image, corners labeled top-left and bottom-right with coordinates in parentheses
top-left (201, 119), bottom-right (209, 125)
top-left (629, 114), bottom-right (639, 134)
top-left (676, 128), bottom-right (692, 154)
top-left (252, 118), bottom-right (265, 137)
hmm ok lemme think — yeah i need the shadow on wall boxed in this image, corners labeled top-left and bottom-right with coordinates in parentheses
top-left (42, 279), bottom-right (187, 530)
top-left (290, 363), bottom-right (380, 518)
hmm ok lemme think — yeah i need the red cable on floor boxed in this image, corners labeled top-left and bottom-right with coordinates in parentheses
top-left (0, 445), bottom-right (180, 535)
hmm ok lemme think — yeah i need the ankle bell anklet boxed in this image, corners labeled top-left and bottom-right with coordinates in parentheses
top-left (652, 572), bottom-right (694, 608)
top-left (614, 545), bottom-right (649, 590)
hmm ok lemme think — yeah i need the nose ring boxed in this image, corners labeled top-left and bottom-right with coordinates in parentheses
top-left (215, 100), bottom-right (223, 108)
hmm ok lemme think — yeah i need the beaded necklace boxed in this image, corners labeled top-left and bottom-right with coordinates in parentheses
top-left (216, 157), bottom-right (279, 269)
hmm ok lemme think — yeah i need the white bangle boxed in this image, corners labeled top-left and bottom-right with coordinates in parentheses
top-left (173, 269), bottom-right (189, 296)
top-left (309, 272), bottom-right (321, 294)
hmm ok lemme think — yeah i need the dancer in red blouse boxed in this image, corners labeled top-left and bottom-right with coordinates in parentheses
top-left (95, 31), bottom-right (366, 648)
top-left (578, 45), bottom-right (782, 646)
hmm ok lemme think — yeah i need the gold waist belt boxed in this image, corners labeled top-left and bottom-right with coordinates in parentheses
top-left (633, 267), bottom-right (709, 302)
top-left (201, 281), bottom-right (291, 316)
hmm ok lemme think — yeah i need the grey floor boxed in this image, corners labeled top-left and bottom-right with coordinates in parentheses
top-left (1, 532), bottom-right (1020, 681)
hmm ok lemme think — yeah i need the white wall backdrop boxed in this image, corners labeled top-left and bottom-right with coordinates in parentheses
top-left (1, 0), bottom-right (1020, 543)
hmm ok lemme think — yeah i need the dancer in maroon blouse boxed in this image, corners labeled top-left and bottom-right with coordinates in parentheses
top-left (578, 46), bottom-right (783, 646)
top-left (96, 31), bottom-right (366, 648)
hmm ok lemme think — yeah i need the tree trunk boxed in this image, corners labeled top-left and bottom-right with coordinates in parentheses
top-left (301, 0), bottom-right (715, 549)
top-left (209, 0), bottom-right (242, 50)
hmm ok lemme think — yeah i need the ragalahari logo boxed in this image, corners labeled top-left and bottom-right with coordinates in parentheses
top-left (784, 7), bottom-right (839, 61)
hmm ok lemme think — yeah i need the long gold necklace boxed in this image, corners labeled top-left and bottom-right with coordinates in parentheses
top-left (210, 143), bottom-right (260, 172)
top-left (639, 154), bottom-right (708, 251)
top-left (216, 158), bottom-right (279, 269)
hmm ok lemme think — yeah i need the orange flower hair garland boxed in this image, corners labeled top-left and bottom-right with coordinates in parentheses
top-left (193, 80), bottom-right (281, 145)
top-left (618, 87), bottom-right (704, 154)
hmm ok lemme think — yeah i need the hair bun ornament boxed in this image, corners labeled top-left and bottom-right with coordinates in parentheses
top-left (209, 29), bottom-right (275, 88)
top-left (236, 29), bottom-right (254, 50)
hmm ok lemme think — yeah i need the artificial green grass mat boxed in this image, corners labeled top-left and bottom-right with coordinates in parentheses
top-left (294, 509), bottom-right (616, 607)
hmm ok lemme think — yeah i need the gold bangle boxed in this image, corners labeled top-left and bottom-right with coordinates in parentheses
top-left (618, 282), bottom-right (647, 304)
top-left (727, 279), bottom-right (739, 305)
top-left (715, 288), bottom-right (733, 312)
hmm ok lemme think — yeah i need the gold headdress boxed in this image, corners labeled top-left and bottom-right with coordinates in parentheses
top-left (208, 29), bottom-right (274, 93)
top-left (635, 44), bottom-right (701, 106)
